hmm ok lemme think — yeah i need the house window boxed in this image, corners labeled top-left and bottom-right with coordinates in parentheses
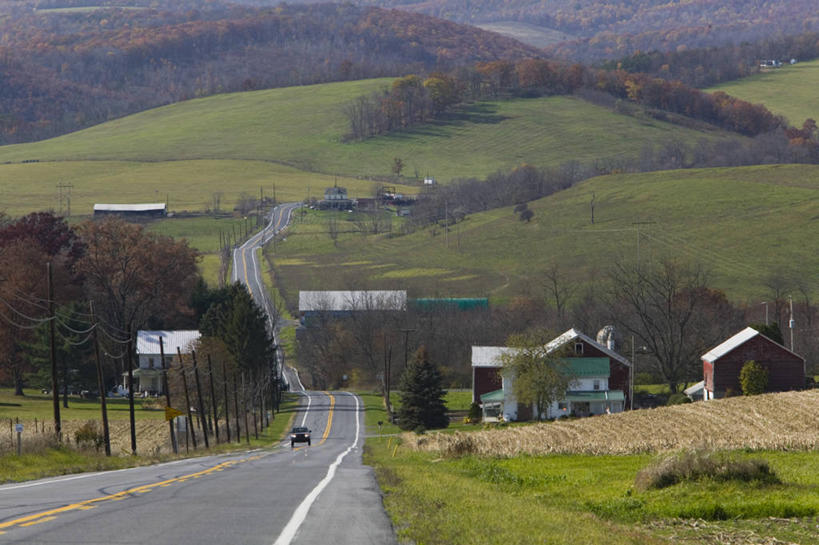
top-left (148, 358), bottom-right (155, 369)
top-left (558, 402), bottom-right (568, 412)
top-left (593, 379), bottom-right (600, 391)
top-left (574, 342), bottom-right (584, 355)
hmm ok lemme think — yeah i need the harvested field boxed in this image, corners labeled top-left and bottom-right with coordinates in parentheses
top-left (403, 390), bottom-right (819, 456)
top-left (3, 419), bottom-right (171, 456)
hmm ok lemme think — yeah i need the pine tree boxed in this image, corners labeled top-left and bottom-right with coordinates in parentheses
top-left (397, 347), bottom-right (448, 431)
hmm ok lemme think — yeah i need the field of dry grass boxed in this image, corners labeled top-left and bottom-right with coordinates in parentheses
top-left (1, 419), bottom-right (171, 456)
top-left (403, 390), bottom-right (819, 456)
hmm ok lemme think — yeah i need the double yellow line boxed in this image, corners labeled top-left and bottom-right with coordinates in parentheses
top-left (0, 454), bottom-right (264, 534)
top-left (293, 392), bottom-right (335, 451)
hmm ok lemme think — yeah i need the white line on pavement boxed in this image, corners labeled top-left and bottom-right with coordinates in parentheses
top-left (272, 393), bottom-right (360, 545)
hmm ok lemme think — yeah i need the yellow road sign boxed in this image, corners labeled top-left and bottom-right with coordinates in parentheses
top-left (164, 407), bottom-right (184, 421)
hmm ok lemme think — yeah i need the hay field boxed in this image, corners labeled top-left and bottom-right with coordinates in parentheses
top-left (2, 419), bottom-right (171, 456)
top-left (403, 390), bottom-right (819, 456)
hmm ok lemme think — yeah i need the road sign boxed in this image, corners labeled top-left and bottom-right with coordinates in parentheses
top-left (164, 406), bottom-right (184, 421)
top-left (15, 423), bottom-right (23, 433)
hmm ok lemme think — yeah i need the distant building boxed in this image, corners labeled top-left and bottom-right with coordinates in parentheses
top-left (298, 290), bottom-right (407, 323)
top-left (423, 177), bottom-right (436, 186)
top-left (702, 327), bottom-right (805, 400)
top-left (319, 186), bottom-right (354, 210)
top-left (94, 203), bottom-right (167, 218)
top-left (130, 330), bottom-right (200, 394)
top-left (472, 328), bottom-right (631, 421)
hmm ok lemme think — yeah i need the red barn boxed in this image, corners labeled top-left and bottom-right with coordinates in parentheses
top-left (702, 327), bottom-right (805, 400)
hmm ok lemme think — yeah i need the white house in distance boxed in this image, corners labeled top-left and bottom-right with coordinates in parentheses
top-left (131, 330), bottom-right (201, 394)
top-left (472, 328), bottom-right (631, 421)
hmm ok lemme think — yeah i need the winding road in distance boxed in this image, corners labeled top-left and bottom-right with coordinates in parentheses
top-left (0, 203), bottom-right (398, 544)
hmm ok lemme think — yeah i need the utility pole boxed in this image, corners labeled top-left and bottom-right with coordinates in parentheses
top-left (191, 351), bottom-right (209, 449)
top-left (789, 295), bottom-right (795, 351)
top-left (632, 221), bottom-right (656, 266)
top-left (47, 262), bottom-right (61, 442)
top-left (222, 361), bottom-right (231, 442)
top-left (242, 372), bottom-right (250, 444)
top-left (233, 373), bottom-right (241, 444)
top-left (207, 354), bottom-right (220, 444)
top-left (177, 348), bottom-right (196, 450)
top-left (126, 338), bottom-right (136, 455)
top-left (160, 337), bottom-right (177, 454)
top-left (90, 301), bottom-right (111, 456)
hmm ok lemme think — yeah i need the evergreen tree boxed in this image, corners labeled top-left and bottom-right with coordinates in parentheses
top-left (397, 347), bottom-right (448, 431)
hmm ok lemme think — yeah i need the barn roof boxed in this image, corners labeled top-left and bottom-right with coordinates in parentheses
top-left (298, 290), bottom-right (407, 312)
top-left (702, 326), bottom-right (804, 362)
top-left (94, 203), bottom-right (167, 212)
top-left (472, 329), bottom-right (631, 368)
top-left (137, 330), bottom-right (200, 355)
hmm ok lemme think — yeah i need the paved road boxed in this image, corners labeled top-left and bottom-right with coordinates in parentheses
top-left (0, 392), bottom-right (396, 544)
top-left (231, 201), bottom-right (302, 391)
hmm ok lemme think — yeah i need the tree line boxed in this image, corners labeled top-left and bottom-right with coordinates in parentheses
top-left (0, 1), bottom-right (541, 144)
top-left (294, 260), bottom-right (818, 400)
top-left (0, 211), bottom-right (279, 455)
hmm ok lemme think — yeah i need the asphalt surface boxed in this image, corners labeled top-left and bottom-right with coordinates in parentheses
top-left (0, 392), bottom-right (397, 544)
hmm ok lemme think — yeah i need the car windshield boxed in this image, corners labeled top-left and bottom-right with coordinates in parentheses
top-left (292, 427), bottom-right (308, 433)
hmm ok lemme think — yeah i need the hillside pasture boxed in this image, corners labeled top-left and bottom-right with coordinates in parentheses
top-left (270, 164), bottom-right (819, 302)
top-left (401, 390), bottom-right (819, 456)
top-left (0, 79), bottom-right (735, 184)
top-left (708, 58), bottom-right (819, 127)
top-left (0, 159), bottom-right (396, 217)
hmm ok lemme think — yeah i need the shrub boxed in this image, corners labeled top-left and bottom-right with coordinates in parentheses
top-left (740, 360), bottom-right (768, 395)
top-left (634, 449), bottom-right (780, 491)
top-left (467, 401), bottom-right (482, 423)
top-left (74, 421), bottom-right (104, 451)
top-left (666, 392), bottom-right (692, 405)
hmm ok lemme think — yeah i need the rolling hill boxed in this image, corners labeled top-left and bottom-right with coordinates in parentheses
top-left (0, 77), bottom-right (739, 211)
top-left (0, 0), bottom-right (542, 144)
top-left (268, 164), bottom-right (819, 303)
top-left (708, 59), bottom-right (819, 128)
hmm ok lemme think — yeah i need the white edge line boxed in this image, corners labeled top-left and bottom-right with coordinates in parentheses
top-left (299, 393), bottom-right (312, 427)
top-left (273, 393), bottom-right (360, 545)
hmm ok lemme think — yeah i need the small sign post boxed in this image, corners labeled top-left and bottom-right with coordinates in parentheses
top-left (15, 423), bottom-right (23, 456)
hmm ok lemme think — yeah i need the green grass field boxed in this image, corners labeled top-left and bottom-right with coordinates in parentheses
top-left (709, 58), bottom-right (819, 126)
top-left (270, 164), bottom-right (819, 303)
top-left (0, 159), bottom-right (400, 218)
top-left (0, 388), bottom-right (164, 422)
top-left (365, 439), bottom-right (819, 545)
top-left (0, 78), bottom-right (734, 196)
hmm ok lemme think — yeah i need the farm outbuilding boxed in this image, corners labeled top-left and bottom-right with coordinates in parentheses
top-left (93, 203), bottom-right (167, 218)
top-left (702, 326), bottom-right (805, 400)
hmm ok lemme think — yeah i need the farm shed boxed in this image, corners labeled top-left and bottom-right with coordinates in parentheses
top-left (702, 326), bottom-right (805, 400)
top-left (471, 328), bottom-right (631, 421)
top-left (93, 203), bottom-right (167, 218)
top-left (298, 290), bottom-right (407, 325)
top-left (131, 330), bottom-right (201, 394)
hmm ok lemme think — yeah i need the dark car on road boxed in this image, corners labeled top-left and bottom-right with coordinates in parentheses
top-left (290, 426), bottom-right (311, 447)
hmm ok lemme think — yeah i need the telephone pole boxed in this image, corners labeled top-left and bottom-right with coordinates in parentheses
top-left (47, 263), bottom-right (61, 442)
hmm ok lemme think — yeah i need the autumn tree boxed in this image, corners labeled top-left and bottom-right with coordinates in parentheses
top-left (77, 218), bottom-right (200, 372)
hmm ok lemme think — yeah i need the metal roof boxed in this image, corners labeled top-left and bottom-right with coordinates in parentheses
top-left (136, 330), bottom-right (200, 355)
top-left (471, 328), bottom-right (631, 368)
top-left (94, 203), bottom-right (167, 212)
top-left (480, 389), bottom-right (504, 403)
top-left (568, 358), bottom-right (610, 377)
top-left (298, 291), bottom-right (407, 312)
top-left (564, 390), bottom-right (625, 402)
top-left (702, 326), bottom-right (804, 362)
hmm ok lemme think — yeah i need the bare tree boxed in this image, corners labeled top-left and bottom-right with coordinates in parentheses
top-left (543, 264), bottom-right (577, 323)
top-left (606, 259), bottom-right (740, 393)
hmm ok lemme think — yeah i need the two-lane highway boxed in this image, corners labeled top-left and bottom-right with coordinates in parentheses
top-left (0, 392), bottom-right (396, 544)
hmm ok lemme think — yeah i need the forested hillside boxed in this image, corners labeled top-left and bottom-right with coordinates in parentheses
top-left (0, 0), bottom-right (541, 143)
top-left (316, 0), bottom-right (819, 61)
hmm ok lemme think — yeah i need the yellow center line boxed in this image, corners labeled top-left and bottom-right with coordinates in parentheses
top-left (318, 392), bottom-right (335, 446)
top-left (20, 516), bottom-right (57, 527)
top-left (0, 455), bottom-right (265, 532)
